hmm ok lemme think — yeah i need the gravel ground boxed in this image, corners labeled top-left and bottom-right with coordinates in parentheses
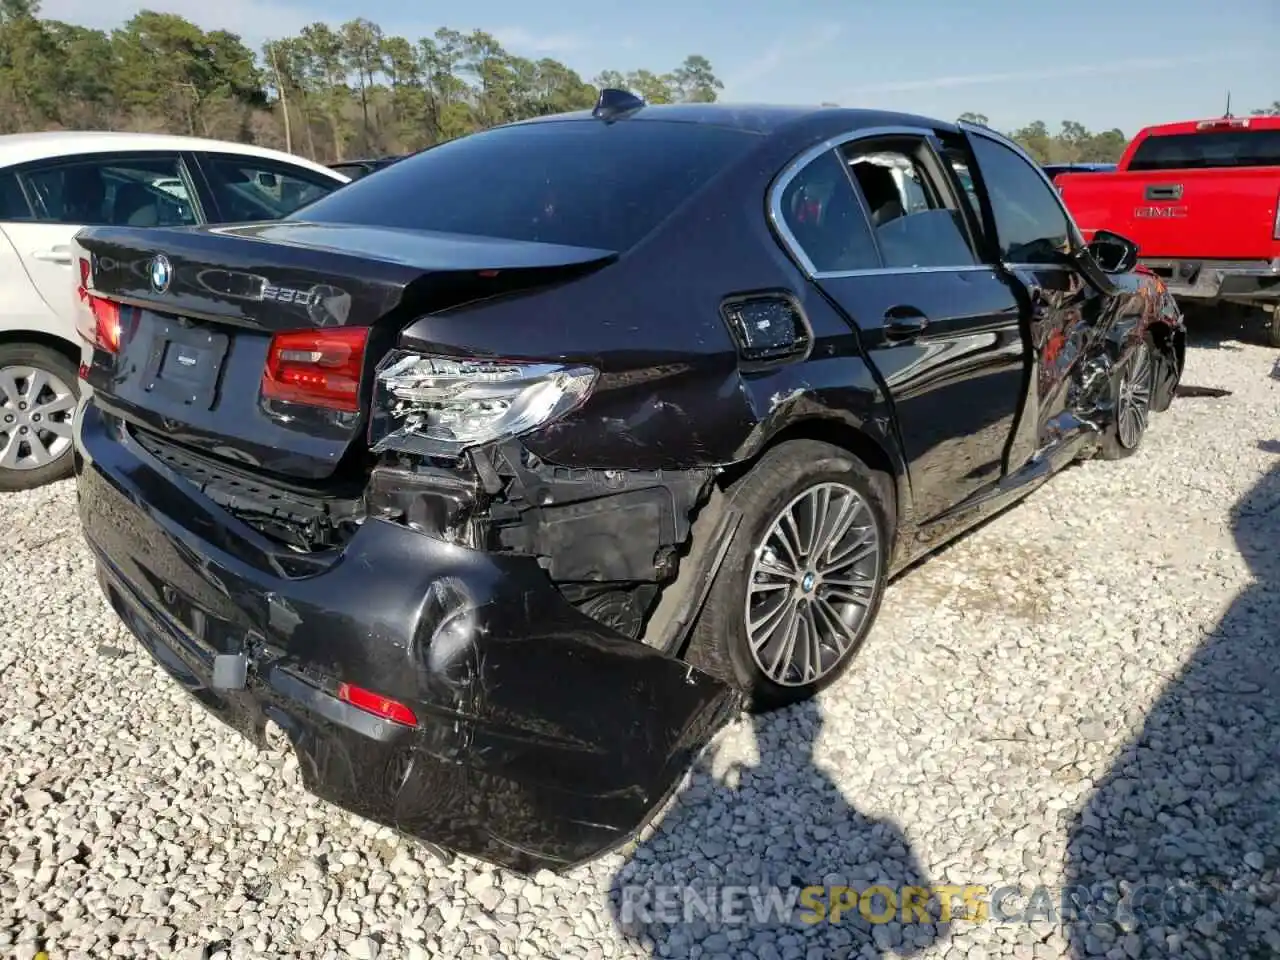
top-left (2, 322), bottom-right (1278, 960)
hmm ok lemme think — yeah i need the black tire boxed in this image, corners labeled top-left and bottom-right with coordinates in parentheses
top-left (0, 342), bottom-right (81, 492)
top-left (1268, 308), bottom-right (1280, 349)
top-left (683, 439), bottom-right (895, 712)
top-left (1097, 336), bottom-right (1156, 461)
top-left (1149, 330), bottom-right (1182, 414)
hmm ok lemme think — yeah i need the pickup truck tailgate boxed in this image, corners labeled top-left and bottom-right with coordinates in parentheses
top-left (1060, 167), bottom-right (1280, 261)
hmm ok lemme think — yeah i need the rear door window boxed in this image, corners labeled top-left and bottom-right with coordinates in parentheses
top-left (1128, 129), bottom-right (1280, 170)
top-left (777, 150), bottom-right (880, 274)
top-left (17, 155), bottom-right (198, 226)
top-left (291, 120), bottom-right (759, 251)
top-left (199, 155), bottom-right (340, 221)
top-left (840, 143), bottom-right (978, 270)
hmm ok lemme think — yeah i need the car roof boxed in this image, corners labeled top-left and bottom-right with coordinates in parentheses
top-left (511, 102), bottom-right (959, 138)
top-left (0, 131), bottom-right (348, 181)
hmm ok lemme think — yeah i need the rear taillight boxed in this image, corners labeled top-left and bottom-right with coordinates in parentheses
top-left (336, 682), bottom-right (418, 726)
top-left (1274, 191), bottom-right (1280, 240)
top-left (262, 327), bottom-right (369, 412)
top-left (75, 255), bottom-right (123, 354)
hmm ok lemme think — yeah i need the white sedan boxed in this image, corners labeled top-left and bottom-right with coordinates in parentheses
top-left (0, 132), bottom-right (349, 490)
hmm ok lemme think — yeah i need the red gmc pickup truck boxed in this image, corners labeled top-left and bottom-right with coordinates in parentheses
top-left (1058, 115), bottom-right (1280, 345)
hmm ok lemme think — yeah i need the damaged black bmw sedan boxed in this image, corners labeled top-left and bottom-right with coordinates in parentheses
top-left (71, 93), bottom-right (1185, 873)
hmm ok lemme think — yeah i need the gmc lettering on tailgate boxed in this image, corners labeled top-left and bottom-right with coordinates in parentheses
top-left (1133, 206), bottom-right (1188, 219)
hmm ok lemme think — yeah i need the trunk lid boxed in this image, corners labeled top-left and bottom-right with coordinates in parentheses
top-left (74, 222), bottom-right (615, 482)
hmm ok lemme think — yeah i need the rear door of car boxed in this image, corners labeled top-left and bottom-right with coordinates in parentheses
top-left (4, 151), bottom-right (202, 335)
top-left (771, 124), bottom-right (1031, 532)
top-left (188, 152), bottom-right (346, 222)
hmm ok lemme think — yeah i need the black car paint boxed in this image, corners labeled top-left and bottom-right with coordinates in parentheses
top-left (73, 104), bottom-right (1186, 873)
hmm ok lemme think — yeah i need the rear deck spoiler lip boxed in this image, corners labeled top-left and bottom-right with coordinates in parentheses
top-left (74, 220), bottom-right (619, 274)
top-left (69, 223), bottom-right (619, 332)
top-left (217, 220), bottom-right (620, 271)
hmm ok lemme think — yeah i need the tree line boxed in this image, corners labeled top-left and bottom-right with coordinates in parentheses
top-left (960, 102), bottom-right (1280, 165)
top-left (0, 0), bottom-right (723, 161)
top-left (960, 113), bottom-right (1130, 164)
top-left (2, 1), bottom-right (1274, 167)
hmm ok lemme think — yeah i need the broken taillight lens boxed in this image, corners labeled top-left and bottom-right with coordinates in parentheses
top-left (336, 682), bottom-right (418, 727)
top-left (75, 256), bottom-right (124, 354)
top-left (367, 352), bottom-right (597, 457)
top-left (262, 327), bottom-right (370, 412)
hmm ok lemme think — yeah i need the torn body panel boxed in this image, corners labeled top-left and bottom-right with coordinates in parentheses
top-left (77, 400), bottom-right (738, 874)
top-left (366, 440), bottom-right (718, 641)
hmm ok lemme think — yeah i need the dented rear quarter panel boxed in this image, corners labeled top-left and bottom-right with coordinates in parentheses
top-left (394, 123), bottom-right (909, 496)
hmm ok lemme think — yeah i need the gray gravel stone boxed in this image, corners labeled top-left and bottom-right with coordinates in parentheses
top-left (2, 329), bottom-right (1276, 959)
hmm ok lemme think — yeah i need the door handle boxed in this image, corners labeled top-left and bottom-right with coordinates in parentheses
top-left (883, 308), bottom-right (930, 342)
top-left (1144, 183), bottom-right (1183, 201)
top-left (32, 247), bottom-right (71, 265)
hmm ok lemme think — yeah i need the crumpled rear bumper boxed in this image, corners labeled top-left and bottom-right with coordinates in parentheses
top-left (76, 400), bottom-right (738, 873)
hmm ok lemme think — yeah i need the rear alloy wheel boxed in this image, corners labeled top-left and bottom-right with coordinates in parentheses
top-left (745, 482), bottom-right (880, 687)
top-left (0, 344), bottom-right (80, 492)
top-left (683, 439), bottom-right (893, 711)
top-left (1098, 338), bottom-right (1154, 461)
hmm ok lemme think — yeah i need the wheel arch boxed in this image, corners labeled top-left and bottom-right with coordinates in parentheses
top-left (0, 329), bottom-right (81, 366)
top-left (719, 414), bottom-right (909, 537)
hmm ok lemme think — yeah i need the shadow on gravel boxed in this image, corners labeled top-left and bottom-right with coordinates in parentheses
top-left (1180, 303), bottom-right (1274, 351)
top-left (607, 699), bottom-right (946, 958)
top-left (1065, 461), bottom-right (1280, 959)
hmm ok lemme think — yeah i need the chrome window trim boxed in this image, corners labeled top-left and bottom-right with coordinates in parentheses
top-left (812, 264), bottom-right (994, 280)
top-left (767, 125), bottom-right (936, 278)
top-left (1003, 261), bottom-right (1074, 272)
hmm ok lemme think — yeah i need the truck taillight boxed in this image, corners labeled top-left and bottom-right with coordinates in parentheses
top-left (262, 327), bottom-right (369, 412)
top-left (75, 255), bottom-right (123, 354)
top-left (1196, 117), bottom-right (1250, 130)
top-left (1275, 191), bottom-right (1280, 241)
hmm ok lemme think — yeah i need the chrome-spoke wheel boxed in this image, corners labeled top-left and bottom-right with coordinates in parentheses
top-left (0, 364), bottom-right (76, 472)
top-left (745, 481), bottom-right (881, 687)
top-left (1116, 343), bottom-right (1153, 450)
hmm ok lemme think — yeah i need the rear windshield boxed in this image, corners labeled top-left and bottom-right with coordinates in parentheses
top-left (1128, 129), bottom-right (1280, 170)
top-left (289, 119), bottom-right (758, 251)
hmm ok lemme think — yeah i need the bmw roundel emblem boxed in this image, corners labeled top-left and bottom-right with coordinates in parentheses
top-left (150, 254), bottom-right (172, 293)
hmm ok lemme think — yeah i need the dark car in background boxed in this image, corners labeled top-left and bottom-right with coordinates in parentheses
top-left (327, 155), bottom-right (406, 180)
top-left (1042, 161), bottom-right (1117, 180)
top-left (71, 94), bottom-right (1185, 873)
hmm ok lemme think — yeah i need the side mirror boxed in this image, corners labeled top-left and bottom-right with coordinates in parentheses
top-left (1087, 229), bottom-right (1139, 274)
